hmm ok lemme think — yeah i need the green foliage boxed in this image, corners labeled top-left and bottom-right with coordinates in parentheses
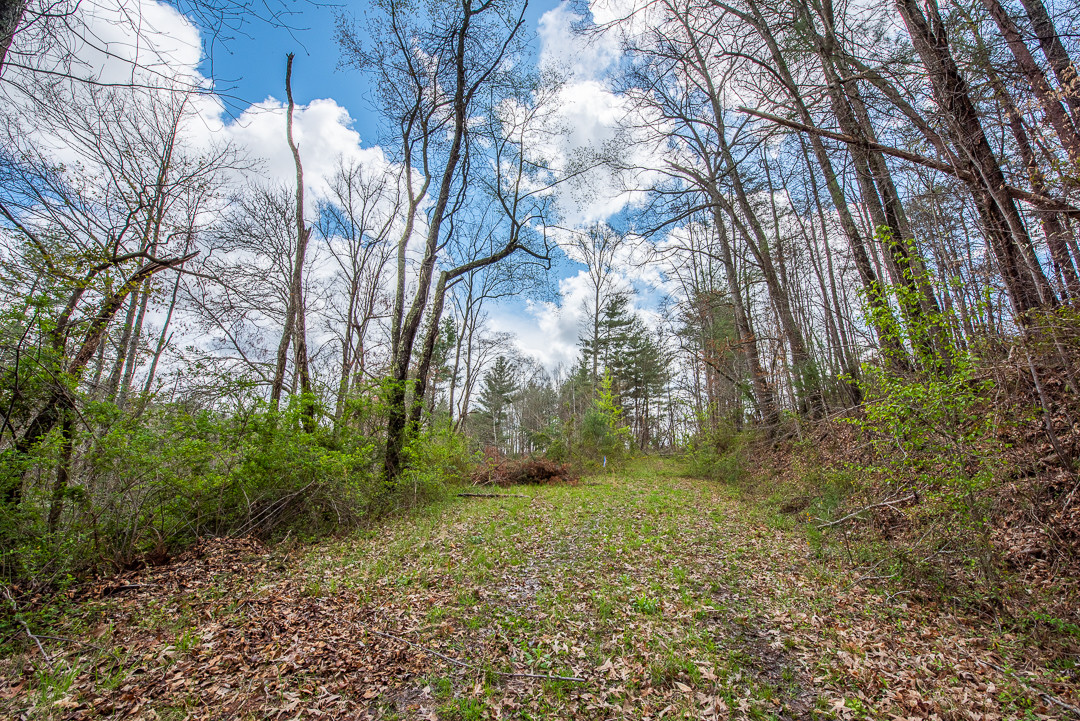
top-left (579, 370), bottom-right (633, 465)
top-left (848, 272), bottom-right (1005, 589)
top-left (853, 354), bottom-right (1000, 493)
top-left (394, 422), bottom-right (470, 509)
top-left (580, 294), bottom-right (670, 450)
top-left (0, 396), bottom-right (386, 582)
top-left (471, 356), bottom-right (517, 452)
top-left (683, 422), bottom-right (748, 485)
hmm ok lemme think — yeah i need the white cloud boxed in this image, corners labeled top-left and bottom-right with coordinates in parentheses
top-left (218, 98), bottom-right (390, 211)
top-left (5, 0), bottom-right (205, 90)
top-left (6, 0), bottom-right (395, 218)
top-left (538, 2), bottom-right (620, 81)
top-left (534, 4), bottom-right (669, 228)
top-left (490, 250), bottom-right (670, 372)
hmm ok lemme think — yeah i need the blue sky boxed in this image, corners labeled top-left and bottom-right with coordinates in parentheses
top-left (200, 0), bottom-right (563, 144)
top-left (35, 0), bottom-right (668, 371)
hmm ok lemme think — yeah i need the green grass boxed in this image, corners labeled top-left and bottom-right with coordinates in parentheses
top-left (1, 457), bottom-right (1067, 720)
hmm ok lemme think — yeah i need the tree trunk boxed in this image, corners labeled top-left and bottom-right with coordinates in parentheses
top-left (284, 53), bottom-right (314, 429)
top-left (1017, 0), bottom-right (1080, 123)
top-left (738, 0), bottom-right (910, 369)
top-left (117, 282), bottom-right (151, 407)
top-left (979, 0), bottom-right (1080, 164)
top-left (408, 272), bottom-right (451, 432)
top-left (104, 293), bottom-right (139, 401)
top-left (0, 0), bottom-right (25, 74)
top-left (710, 203), bottom-right (779, 431)
top-left (46, 411), bottom-right (74, 534)
top-left (989, 68), bottom-right (1080, 301)
top-left (896, 0), bottom-right (1055, 316)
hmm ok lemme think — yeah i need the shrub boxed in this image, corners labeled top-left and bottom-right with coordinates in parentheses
top-left (0, 395), bottom-right (384, 583)
top-left (577, 370), bottom-right (632, 466)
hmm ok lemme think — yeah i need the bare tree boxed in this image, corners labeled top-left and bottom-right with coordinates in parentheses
top-left (339, 0), bottom-right (538, 483)
top-left (317, 158), bottom-right (401, 422)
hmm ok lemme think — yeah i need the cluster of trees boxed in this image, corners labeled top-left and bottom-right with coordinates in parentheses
top-left (0, 0), bottom-right (562, 574)
top-left (463, 288), bottom-right (671, 458)
top-left (0, 0), bottom-right (1077, 577)
top-left (602, 0), bottom-right (1080, 442)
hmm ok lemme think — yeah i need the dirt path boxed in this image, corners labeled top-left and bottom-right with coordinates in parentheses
top-left (2, 460), bottom-right (1077, 719)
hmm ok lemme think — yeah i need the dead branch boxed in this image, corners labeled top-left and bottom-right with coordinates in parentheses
top-left (816, 494), bottom-right (917, 529)
top-left (3, 588), bottom-right (52, 668)
top-left (36, 635), bottom-right (106, 652)
top-left (457, 492), bottom-right (528, 499)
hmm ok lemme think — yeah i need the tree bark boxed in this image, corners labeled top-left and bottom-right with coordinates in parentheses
top-left (978, 0), bottom-right (1080, 165)
top-left (709, 203), bottom-right (779, 431)
top-left (1017, 0), bottom-right (1080, 124)
top-left (46, 412), bottom-right (74, 534)
top-left (988, 67), bottom-right (1080, 301)
top-left (895, 0), bottom-right (1055, 316)
top-left (284, 53), bottom-right (314, 428)
top-left (0, 0), bottom-right (25, 74)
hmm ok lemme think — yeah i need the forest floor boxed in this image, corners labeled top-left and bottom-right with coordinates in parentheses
top-left (1, 459), bottom-right (1078, 720)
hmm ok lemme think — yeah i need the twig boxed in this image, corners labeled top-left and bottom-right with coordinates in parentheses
top-left (35, 635), bottom-right (106, 653)
top-left (103, 583), bottom-right (158, 593)
top-left (971, 657), bottom-right (1080, 718)
top-left (2, 588), bottom-right (52, 668)
top-left (852, 573), bottom-right (897, 587)
top-left (366, 628), bottom-right (586, 683)
top-left (457, 492), bottom-right (528, 499)
top-left (816, 494), bottom-right (916, 529)
top-left (15, 616), bottom-right (52, 668)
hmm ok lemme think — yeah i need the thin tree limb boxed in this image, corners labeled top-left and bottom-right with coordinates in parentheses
top-left (738, 107), bottom-right (1080, 216)
top-left (816, 494), bottom-right (917, 528)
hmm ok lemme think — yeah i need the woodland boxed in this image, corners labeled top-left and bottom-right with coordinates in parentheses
top-left (1, 0), bottom-right (1080, 717)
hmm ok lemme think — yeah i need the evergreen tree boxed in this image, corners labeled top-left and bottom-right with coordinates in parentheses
top-left (580, 293), bottom-right (638, 385)
top-left (427, 318), bottom-right (459, 419)
top-left (472, 356), bottom-right (517, 451)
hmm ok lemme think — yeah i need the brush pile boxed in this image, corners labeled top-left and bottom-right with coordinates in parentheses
top-left (470, 449), bottom-right (578, 487)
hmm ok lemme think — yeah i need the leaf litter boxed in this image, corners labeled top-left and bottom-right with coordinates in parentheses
top-left (1, 460), bottom-right (1077, 719)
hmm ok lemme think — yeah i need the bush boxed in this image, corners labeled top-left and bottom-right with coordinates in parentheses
top-left (0, 395), bottom-right (384, 583)
top-left (392, 422), bottom-right (470, 509)
top-left (847, 341), bottom-right (1004, 589)
top-left (684, 420), bottom-right (747, 482)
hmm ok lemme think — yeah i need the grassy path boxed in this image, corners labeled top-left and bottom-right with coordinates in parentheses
top-left (2, 459), bottom-right (1076, 719)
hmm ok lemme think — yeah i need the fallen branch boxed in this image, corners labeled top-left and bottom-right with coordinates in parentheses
top-left (103, 583), bottom-right (158, 594)
top-left (16, 617), bottom-right (52, 668)
top-left (970, 657), bottom-right (1080, 718)
top-left (2, 589), bottom-right (52, 669)
top-left (36, 635), bottom-right (106, 653)
top-left (457, 492), bottom-right (528, 499)
top-left (367, 627), bottom-right (586, 683)
top-left (816, 494), bottom-right (917, 529)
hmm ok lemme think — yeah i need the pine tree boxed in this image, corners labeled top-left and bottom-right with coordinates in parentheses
top-left (472, 356), bottom-right (517, 452)
top-left (580, 293), bottom-right (637, 387)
